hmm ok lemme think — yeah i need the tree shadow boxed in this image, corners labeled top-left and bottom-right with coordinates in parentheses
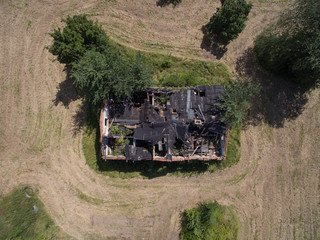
top-left (200, 26), bottom-right (229, 60)
top-left (53, 66), bottom-right (84, 136)
top-left (236, 48), bottom-right (309, 128)
top-left (97, 158), bottom-right (221, 179)
top-left (72, 102), bottom-right (87, 136)
top-left (53, 67), bottom-right (80, 108)
top-left (156, 0), bottom-right (182, 7)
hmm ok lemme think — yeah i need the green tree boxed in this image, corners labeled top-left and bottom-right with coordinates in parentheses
top-left (254, 0), bottom-right (320, 87)
top-left (129, 53), bottom-right (153, 92)
top-left (180, 201), bottom-right (238, 240)
top-left (205, 0), bottom-right (252, 41)
top-left (71, 50), bottom-right (152, 112)
top-left (48, 14), bottom-right (110, 65)
top-left (217, 81), bottom-right (260, 128)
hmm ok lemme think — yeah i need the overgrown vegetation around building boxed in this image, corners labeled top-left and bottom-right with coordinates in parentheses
top-left (112, 42), bottom-right (234, 87)
top-left (72, 50), bottom-right (152, 110)
top-left (205, 0), bottom-right (252, 42)
top-left (254, 0), bottom-right (320, 88)
top-left (0, 187), bottom-right (69, 240)
top-left (49, 14), bottom-right (245, 177)
top-left (218, 81), bottom-right (260, 128)
top-left (180, 201), bottom-right (238, 240)
top-left (49, 14), bottom-right (152, 117)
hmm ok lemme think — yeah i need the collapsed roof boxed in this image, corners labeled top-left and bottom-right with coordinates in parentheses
top-left (100, 86), bottom-right (228, 162)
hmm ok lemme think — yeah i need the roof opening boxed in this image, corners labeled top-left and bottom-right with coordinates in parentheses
top-left (194, 119), bottom-right (202, 125)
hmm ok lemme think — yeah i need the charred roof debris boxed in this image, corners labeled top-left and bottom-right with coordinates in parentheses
top-left (99, 85), bottom-right (229, 162)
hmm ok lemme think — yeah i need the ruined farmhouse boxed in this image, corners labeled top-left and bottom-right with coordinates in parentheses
top-left (100, 86), bottom-right (228, 162)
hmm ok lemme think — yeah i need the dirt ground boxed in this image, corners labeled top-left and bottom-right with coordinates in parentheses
top-left (0, 0), bottom-right (319, 239)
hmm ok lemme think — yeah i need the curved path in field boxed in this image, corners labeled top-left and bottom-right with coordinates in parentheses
top-left (0, 0), bottom-right (319, 239)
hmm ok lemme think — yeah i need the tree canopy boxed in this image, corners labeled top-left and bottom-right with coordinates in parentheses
top-left (205, 0), bottom-right (252, 42)
top-left (48, 14), bottom-right (110, 65)
top-left (71, 50), bottom-right (152, 109)
top-left (48, 14), bottom-right (153, 115)
top-left (254, 0), bottom-right (320, 87)
top-left (217, 81), bottom-right (260, 128)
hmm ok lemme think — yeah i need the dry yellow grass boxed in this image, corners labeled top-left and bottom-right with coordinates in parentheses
top-left (0, 0), bottom-right (319, 239)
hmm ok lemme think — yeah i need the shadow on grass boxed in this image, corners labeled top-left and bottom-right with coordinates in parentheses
top-left (156, 0), bottom-right (182, 7)
top-left (53, 66), bottom-right (80, 108)
top-left (97, 159), bottom-right (220, 179)
top-left (200, 27), bottom-right (229, 60)
top-left (236, 48), bottom-right (309, 128)
top-left (72, 102), bottom-right (87, 136)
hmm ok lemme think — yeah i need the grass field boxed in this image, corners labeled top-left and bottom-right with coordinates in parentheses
top-left (1, 0), bottom-right (319, 239)
top-left (0, 187), bottom-right (68, 240)
top-left (114, 41), bottom-right (234, 86)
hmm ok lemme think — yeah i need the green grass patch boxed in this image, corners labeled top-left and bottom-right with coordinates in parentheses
top-left (26, 20), bottom-right (32, 32)
top-left (0, 186), bottom-right (69, 240)
top-left (180, 201), bottom-right (239, 240)
top-left (82, 125), bottom-right (100, 171)
top-left (220, 127), bottom-right (241, 169)
top-left (112, 41), bottom-right (233, 87)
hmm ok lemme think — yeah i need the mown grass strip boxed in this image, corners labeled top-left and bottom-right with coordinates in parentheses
top-left (76, 188), bottom-right (104, 205)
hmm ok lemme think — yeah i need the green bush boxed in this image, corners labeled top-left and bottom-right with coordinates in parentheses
top-left (114, 138), bottom-right (125, 146)
top-left (160, 55), bottom-right (173, 70)
top-left (110, 125), bottom-right (120, 135)
top-left (217, 81), bottom-right (260, 128)
top-left (180, 201), bottom-right (238, 240)
top-left (205, 0), bottom-right (252, 41)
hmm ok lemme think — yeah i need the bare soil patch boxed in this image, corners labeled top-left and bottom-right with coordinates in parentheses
top-left (0, 0), bottom-right (319, 239)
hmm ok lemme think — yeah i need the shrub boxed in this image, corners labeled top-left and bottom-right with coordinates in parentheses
top-left (217, 81), bottom-right (260, 128)
top-left (160, 55), bottom-right (173, 70)
top-left (110, 125), bottom-right (120, 135)
top-left (205, 0), bottom-right (252, 41)
top-left (180, 201), bottom-right (238, 240)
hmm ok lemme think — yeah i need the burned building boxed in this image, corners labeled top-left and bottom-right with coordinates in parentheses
top-left (99, 86), bottom-right (228, 162)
